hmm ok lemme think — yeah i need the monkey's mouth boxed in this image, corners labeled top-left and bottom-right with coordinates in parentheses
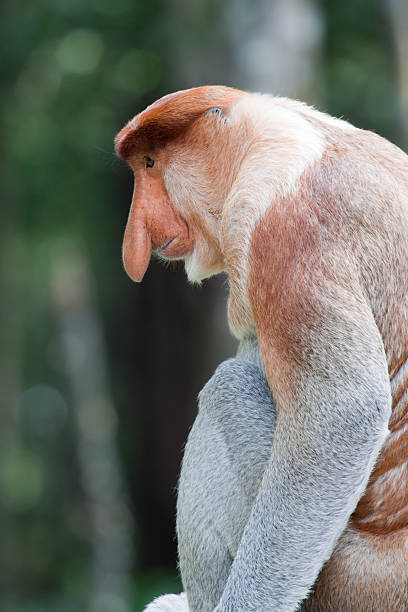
top-left (155, 235), bottom-right (194, 260)
top-left (156, 237), bottom-right (176, 252)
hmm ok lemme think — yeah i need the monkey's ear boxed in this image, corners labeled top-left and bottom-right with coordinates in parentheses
top-left (203, 107), bottom-right (229, 122)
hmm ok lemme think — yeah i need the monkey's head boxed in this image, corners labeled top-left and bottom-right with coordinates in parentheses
top-left (115, 86), bottom-right (247, 283)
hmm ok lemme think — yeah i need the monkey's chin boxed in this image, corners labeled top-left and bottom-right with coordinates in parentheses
top-left (184, 252), bottom-right (223, 284)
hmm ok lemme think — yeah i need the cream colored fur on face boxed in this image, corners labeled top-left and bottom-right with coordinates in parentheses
top-left (162, 93), bottom-right (356, 338)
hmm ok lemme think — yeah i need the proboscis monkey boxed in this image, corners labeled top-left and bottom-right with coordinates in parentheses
top-left (115, 86), bottom-right (408, 612)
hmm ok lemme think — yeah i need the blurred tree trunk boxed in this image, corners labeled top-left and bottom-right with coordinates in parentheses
top-left (387, 0), bottom-right (408, 147)
top-left (51, 241), bottom-right (133, 612)
top-left (131, 0), bottom-right (324, 569)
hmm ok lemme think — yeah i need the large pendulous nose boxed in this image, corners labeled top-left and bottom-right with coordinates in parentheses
top-left (122, 173), bottom-right (193, 282)
top-left (122, 205), bottom-right (152, 282)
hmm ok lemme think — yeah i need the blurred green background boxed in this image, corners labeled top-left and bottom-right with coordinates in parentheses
top-left (1, 0), bottom-right (407, 610)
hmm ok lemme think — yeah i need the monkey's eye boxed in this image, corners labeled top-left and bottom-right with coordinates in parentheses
top-left (145, 156), bottom-right (155, 168)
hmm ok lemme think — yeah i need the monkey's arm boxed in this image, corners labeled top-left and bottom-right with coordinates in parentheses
top-left (215, 281), bottom-right (391, 612)
top-left (177, 340), bottom-right (276, 612)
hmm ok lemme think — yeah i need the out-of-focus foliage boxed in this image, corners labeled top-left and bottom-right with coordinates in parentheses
top-left (324, 0), bottom-right (402, 143)
top-left (1, 1), bottom-right (179, 610)
top-left (0, 0), bottom-right (405, 610)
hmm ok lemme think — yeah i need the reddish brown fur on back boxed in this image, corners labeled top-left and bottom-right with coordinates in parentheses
top-left (115, 86), bottom-right (243, 158)
top-left (300, 526), bottom-right (408, 611)
top-left (246, 131), bottom-right (408, 529)
top-left (351, 365), bottom-right (408, 534)
top-left (246, 147), bottom-right (360, 404)
top-left (244, 129), bottom-right (408, 609)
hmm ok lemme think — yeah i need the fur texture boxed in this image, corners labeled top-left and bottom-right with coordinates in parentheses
top-left (143, 593), bottom-right (188, 612)
top-left (117, 87), bottom-right (408, 612)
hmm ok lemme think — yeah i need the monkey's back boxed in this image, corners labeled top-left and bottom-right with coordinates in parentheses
top-left (301, 127), bottom-right (408, 611)
top-left (336, 130), bottom-right (408, 534)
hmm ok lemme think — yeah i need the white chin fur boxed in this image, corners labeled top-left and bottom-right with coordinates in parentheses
top-left (184, 252), bottom-right (219, 284)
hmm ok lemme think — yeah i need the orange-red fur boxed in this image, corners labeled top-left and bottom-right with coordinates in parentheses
top-left (115, 86), bottom-right (242, 159)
